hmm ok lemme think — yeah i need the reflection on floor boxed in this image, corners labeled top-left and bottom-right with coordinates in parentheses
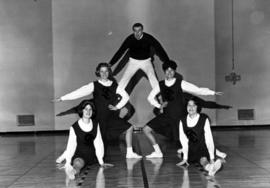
top-left (1, 129), bottom-right (270, 188)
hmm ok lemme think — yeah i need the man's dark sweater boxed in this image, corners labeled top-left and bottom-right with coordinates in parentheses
top-left (109, 32), bottom-right (169, 66)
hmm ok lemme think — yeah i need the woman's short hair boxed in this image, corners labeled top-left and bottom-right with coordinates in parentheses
top-left (186, 96), bottom-right (202, 113)
top-left (162, 60), bottom-right (178, 71)
top-left (77, 100), bottom-right (96, 118)
top-left (95, 62), bottom-right (112, 77)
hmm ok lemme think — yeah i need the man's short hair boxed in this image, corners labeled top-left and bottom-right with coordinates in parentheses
top-left (132, 23), bottom-right (144, 30)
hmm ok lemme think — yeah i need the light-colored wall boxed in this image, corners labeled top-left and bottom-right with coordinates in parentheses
top-left (52, 0), bottom-right (216, 130)
top-left (0, 0), bottom-right (222, 132)
top-left (2, 0), bottom-right (269, 131)
top-left (215, 0), bottom-right (270, 125)
top-left (0, 0), bottom-right (54, 132)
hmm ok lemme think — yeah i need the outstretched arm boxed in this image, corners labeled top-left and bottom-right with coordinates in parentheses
top-left (201, 101), bottom-right (232, 109)
top-left (183, 92), bottom-right (231, 109)
top-left (55, 82), bottom-right (94, 102)
top-left (109, 37), bottom-right (130, 67)
top-left (151, 35), bottom-right (170, 64)
top-left (181, 80), bottom-right (222, 96)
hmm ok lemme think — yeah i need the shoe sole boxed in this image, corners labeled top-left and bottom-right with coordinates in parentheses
top-left (126, 156), bottom-right (142, 159)
top-left (146, 155), bottom-right (163, 158)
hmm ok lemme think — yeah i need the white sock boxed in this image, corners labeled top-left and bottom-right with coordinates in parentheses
top-left (153, 144), bottom-right (161, 153)
top-left (204, 164), bottom-right (212, 172)
top-left (216, 149), bottom-right (226, 158)
top-left (127, 147), bottom-right (133, 154)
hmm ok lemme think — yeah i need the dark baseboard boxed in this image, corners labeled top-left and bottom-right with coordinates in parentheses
top-left (0, 124), bottom-right (270, 136)
top-left (0, 130), bottom-right (69, 136)
top-left (212, 124), bottom-right (270, 131)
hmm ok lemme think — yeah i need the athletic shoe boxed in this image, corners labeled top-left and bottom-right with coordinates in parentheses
top-left (126, 151), bottom-right (142, 159)
top-left (208, 159), bottom-right (222, 176)
top-left (146, 151), bottom-right (163, 158)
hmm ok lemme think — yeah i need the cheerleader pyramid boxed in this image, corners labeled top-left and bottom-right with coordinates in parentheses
top-left (53, 23), bottom-right (226, 181)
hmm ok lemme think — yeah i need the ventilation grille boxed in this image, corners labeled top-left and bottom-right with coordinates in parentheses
top-left (238, 109), bottom-right (254, 120)
top-left (17, 115), bottom-right (35, 126)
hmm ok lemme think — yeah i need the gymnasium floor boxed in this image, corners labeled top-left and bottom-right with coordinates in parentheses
top-left (1, 128), bottom-right (270, 188)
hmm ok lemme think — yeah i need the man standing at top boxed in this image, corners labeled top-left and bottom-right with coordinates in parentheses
top-left (109, 23), bottom-right (170, 102)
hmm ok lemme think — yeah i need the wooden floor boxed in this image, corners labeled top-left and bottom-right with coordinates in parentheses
top-left (1, 129), bottom-right (270, 188)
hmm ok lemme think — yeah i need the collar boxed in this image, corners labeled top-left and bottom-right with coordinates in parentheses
top-left (165, 78), bottom-right (176, 86)
top-left (98, 79), bottom-right (112, 86)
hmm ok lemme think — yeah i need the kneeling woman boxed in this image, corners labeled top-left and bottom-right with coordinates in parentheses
top-left (177, 98), bottom-right (224, 176)
top-left (63, 100), bottom-right (113, 180)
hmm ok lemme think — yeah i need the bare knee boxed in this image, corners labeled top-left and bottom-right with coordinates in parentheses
top-left (126, 126), bottom-right (133, 134)
top-left (143, 126), bottom-right (152, 134)
top-left (73, 158), bottom-right (85, 172)
top-left (200, 157), bottom-right (208, 167)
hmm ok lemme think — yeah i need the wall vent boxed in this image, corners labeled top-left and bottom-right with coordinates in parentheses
top-left (238, 109), bottom-right (254, 120)
top-left (17, 115), bottom-right (35, 126)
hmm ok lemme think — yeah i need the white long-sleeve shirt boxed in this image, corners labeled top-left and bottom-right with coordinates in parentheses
top-left (60, 79), bottom-right (129, 109)
top-left (147, 78), bottom-right (216, 108)
top-left (65, 119), bottom-right (104, 166)
top-left (179, 114), bottom-right (215, 161)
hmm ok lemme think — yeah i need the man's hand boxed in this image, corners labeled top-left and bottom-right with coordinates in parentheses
top-left (215, 91), bottom-right (223, 95)
top-left (51, 98), bottom-right (62, 103)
